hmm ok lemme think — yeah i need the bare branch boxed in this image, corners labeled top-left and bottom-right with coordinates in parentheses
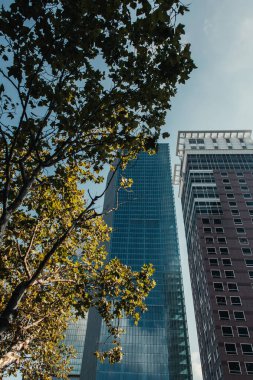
top-left (15, 240), bottom-right (31, 279)
top-left (23, 317), bottom-right (45, 331)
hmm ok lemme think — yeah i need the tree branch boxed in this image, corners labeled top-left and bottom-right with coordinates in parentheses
top-left (0, 338), bottom-right (31, 371)
top-left (16, 240), bottom-right (31, 279)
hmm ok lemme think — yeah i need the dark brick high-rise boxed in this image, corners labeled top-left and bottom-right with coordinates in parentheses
top-left (174, 131), bottom-right (253, 380)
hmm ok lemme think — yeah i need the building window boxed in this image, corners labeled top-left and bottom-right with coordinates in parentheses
top-left (214, 282), bottom-right (224, 291)
top-left (249, 210), bottom-right (253, 216)
top-left (241, 344), bottom-right (253, 355)
top-left (245, 259), bottom-right (253, 267)
top-left (228, 283), bottom-right (238, 292)
top-left (229, 201), bottom-right (237, 206)
top-left (226, 138), bottom-right (230, 143)
top-left (217, 237), bottom-right (226, 244)
top-left (246, 201), bottom-right (253, 206)
top-left (206, 237), bottom-right (214, 244)
top-left (239, 178), bottom-right (246, 183)
top-left (222, 258), bottom-right (232, 266)
top-left (207, 247), bottom-right (216, 254)
top-left (234, 218), bottom-right (242, 225)
top-left (225, 186), bottom-right (232, 190)
top-left (202, 218), bottom-right (210, 224)
top-left (209, 258), bottom-right (219, 266)
top-left (244, 193), bottom-right (252, 199)
top-left (242, 247), bottom-right (252, 255)
top-left (216, 296), bottom-right (226, 305)
top-left (214, 219), bottom-right (222, 225)
top-left (220, 247), bottom-right (229, 255)
top-left (245, 362), bottom-right (253, 374)
top-left (228, 362), bottom-right (241, 374)
top-left (241, 186), bottom-right (249, 191)
top-left (227, 193), bottom-right (235, 199)
top-left (225, 343), bottom-right (237, 355)
top-left (230, 296), bottom-right (242, 305)
top-left (216, 227), bottom-right (224, 234)
top-left (237, 172), bottom-right (244, 177)
top-left (222, 326), bottom-right (233, 337)
top-left (231, 209), bottom-right (239, 215)
top-left (221, 172), bottom-right (228, 177)
top-left (236, 227), bottom-right (245, 234)
top-left (239, 237), bottom-right (248, 245)
top-left (211, 270), bottom-right (221, 278)
top-left (222, 179), bottom-right (230, 184)
top-left (233, 311), bottom-right (245, 320)
top-left (225, 270), bottom-right (235, 278)
top-left (219, 310), bottom-right (230, 320)
top-left (204, 227), bottom-right (212, 233)
top-left (237, 326), bottom-right (249, 337)
top-left (248, 271), bottom-right (253, 279)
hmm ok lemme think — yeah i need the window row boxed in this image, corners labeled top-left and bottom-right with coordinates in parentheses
top-left (189, 138), bottom-right (205, 144)
top-left (219, 310), bottom-right (246, 320)
top-left (207, 247), bottom-right (253, 255)
top-left (221, 325), bottom-right (250, 337)
top-left (225, 343), bottom-right (253, 355)
top-left (204, 225), bottom-right (249, 235)
top-left (204, 227), bottom-right (224, 234)
top-left (228, 361), bottom-right (253, 375)
top-left (216, 294), bottom-right (242, 305)
top-left (221, 171), bottom-right (246, 177)
top-left (228, 362), bottom-right (253, 375)
top-left (202, 218), bottom-right (222, 225)
top-left (212, 270), bottom-right (253, 280)
top-left (226, 193), bottom-right (252, 199)
top-left (213, 282), bottom-right (239, 292)
top-left (209, 258), bottom-right (232, 266)
top-left (206, 237), bottom-right (226, 244)
top-left (222, 177), bottom-right (251, 188)
top-left (207, 247), bottom-right (229, 255)
top-left (212, 270), bottom-right (235, 278)
top-left (216, 296), bottom-right (242, 308)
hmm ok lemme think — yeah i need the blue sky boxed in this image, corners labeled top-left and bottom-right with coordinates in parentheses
top-left (164, 1), bottom-right (253, 378)
top-left (4, 1), bottom-right (253, 379)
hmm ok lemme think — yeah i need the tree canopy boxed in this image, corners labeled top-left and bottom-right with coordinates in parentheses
top-left (0, 0), bottom-right (195, 378)
top-left (0, 165), bottom-right (156, 378)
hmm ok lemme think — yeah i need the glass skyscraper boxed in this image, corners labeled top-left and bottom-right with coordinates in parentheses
top-left (91, 144), bottom-right (192, 380)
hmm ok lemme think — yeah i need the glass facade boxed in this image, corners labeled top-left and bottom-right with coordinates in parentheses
top-left (96, 144), bottom-right (192, 380)
top-left (62, 317), bottom-right (88, 379)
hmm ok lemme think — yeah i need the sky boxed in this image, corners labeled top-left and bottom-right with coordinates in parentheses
top-left (4, 1), bottom-right (253, 379)
top-left (164, 1), bottom-right (253, 379)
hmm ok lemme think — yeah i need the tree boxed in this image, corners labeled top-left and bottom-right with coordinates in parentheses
top-left (0, 164), bottom-right (156, 378)
top-left (0, 0), bottom-right (195, 378)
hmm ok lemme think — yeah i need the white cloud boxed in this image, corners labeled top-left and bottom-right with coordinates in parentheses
top-left (191, 351), bottom-right (203, 380)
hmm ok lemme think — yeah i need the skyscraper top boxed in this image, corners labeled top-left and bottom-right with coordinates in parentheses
top-left (174, 130), bottom-right (253, 186)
